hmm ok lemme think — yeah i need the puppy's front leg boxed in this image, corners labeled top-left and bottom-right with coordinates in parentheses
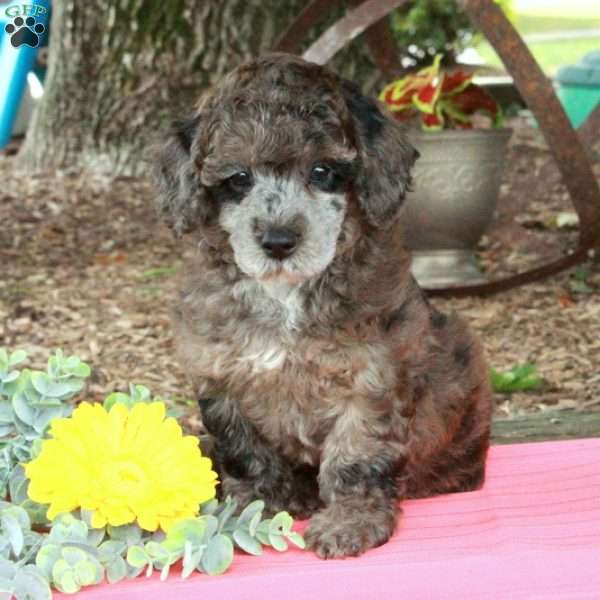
top-left (199, 397), bottom-right (320, 518)
top-left (306, 414), bottom-right (408, 559)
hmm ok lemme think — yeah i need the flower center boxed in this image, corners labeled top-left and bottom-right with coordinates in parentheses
top-left (115, 461), bottom-right (145, 485)
top-left (102, 459), bottom-right (149, 499)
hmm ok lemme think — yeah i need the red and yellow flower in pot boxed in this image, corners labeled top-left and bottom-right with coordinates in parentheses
top-left (380, 55), bottom-right (512, 288)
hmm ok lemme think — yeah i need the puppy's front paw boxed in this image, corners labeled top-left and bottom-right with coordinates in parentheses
top-left (305, 503), bottom-right (397, 559)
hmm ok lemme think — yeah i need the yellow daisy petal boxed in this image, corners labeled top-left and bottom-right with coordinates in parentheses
top-left (24, 400), bottom-right (218, 531)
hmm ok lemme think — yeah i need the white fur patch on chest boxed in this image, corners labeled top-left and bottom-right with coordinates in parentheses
top-left (260, 279), bottom-right (306, 331)
top-left (230, 278), bottom-right (306, 373)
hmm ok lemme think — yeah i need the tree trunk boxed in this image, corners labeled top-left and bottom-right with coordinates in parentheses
top-left (20, 0), bottom-right (309, 175)
top-left (21, 0), bottom-right (381, 176)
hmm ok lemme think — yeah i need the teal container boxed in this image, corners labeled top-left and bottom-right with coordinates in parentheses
top-left (555, 51), bottom-right (600, 128)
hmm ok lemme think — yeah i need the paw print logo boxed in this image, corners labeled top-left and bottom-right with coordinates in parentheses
top-left (5, 16), bottom-right (45, 48)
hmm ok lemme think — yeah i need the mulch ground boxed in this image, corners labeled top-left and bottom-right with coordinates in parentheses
top-left (1, 117), bottom-right (599, 431)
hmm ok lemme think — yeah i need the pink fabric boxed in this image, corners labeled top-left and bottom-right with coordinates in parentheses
top-left (58, 438), bottom-right (600, 599)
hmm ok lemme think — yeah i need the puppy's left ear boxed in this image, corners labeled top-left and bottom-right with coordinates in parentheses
top-left (342, 80), bottom-right (419, 228)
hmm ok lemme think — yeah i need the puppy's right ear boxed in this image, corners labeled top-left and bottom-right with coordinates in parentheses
top-left (153, 114), bottom-right (209, 236)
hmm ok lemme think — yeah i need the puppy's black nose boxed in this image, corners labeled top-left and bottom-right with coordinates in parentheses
top-left (261, 227), bottom-right (299, 260)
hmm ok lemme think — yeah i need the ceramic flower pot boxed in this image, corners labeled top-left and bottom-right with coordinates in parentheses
top-left (399, 128), bottom-right (512, 288)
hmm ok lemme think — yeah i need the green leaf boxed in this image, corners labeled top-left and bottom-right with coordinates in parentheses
top-left (216, 496), bottom-right (238, 532)
top-left (248, 511), bottom-right (262, 537)
top-left (1, 513), bottom-right (24, 557)
top-left (42, 379), bottom-right (84, 400)
top-left (201, 515), bottom-right (218, 544)
top-left (144, 541), bottom-right (170, 567)
top-left (29, 438), bottom-right (43, 460)
top-left (181, 541), bottom-right (204, 580)
top-left (29, 373), bottom-right (50, 397)
top-left (21, 500), bottom-right (49, 527)
top-left (269, 512), bottom-right (293, 535)
top-left (12, 395), bottom-right (35, 427)
top-left (130, 384), bottom-right (151, 403)
top-left (0, 423), bottom-right (14, 437)
top-left (8, 466), bottom-right (28, 505)
top-left (61, 547), bottom-right (87, 567)
top-left (232, 529), bottom-right (262, 556)
top-left (490, 364), bottom-right (544, 393)
top-left (1, 371), bottom-right (19, 384)
top-left (162, 518), bottom-right (206, 553)
top-left (52, 560), bottom-right (80, 593)
top-left (49, 514), bottom-right (88, 543)
top-left (55, 571), bottom-right (80, 594)
top-left (35, 544), bottom-right (62, 578)
top-left (268, 533), bottom-right (288, 552)
top-left (0, 558), bottom-right (16, 580)
top-left (103, 392), bottom-right (130, 411)
top-left (126, 546), bottom-right (149, 569)
top-left (85, 527), bottom-right (105, 548)
top-left (200, 534), bottom-right (233, 576)
top-left (13, 565), bottom-right (52, 600)
top-left (106, 523), bottom-right (143, 546)
top-left (1, 504), bottom-right (30, 531)
top-left (64, 360), bottom-right (91, 379)
top-left (32, 406), bottom-right (64, 435)
top-left (255, 520), bottom-right (271, 546)
top-left (236, 500), bottom-right (264, 528)
top-left (74, 560), bottom-right (100, 586)
top-left (98, 540), bottom-right (126, 563)
top-left (286, 532), bottom-right (306, 550)
top-left (8, 351), bottom-right (26, 368)
top-left (105, 556), bottom-right (127, 584)
top-left (200, 499), bottom-right (219, 515)
top-left (125, 564), bottom-right (145, 579)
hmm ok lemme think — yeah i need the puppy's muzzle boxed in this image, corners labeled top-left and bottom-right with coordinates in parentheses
top-left (260, 227), bottom-right (300, 260)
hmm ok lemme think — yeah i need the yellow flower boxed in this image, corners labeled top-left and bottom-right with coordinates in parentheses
top-left (24, 401), bottom-right (218, 532)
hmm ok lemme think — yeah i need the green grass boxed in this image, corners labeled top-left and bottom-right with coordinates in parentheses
top-left (476, 11), bottom-right (600, 75)
top-left (478, 37), bottom-right (600, 75)
top-left (139, 265), bottom-right (180, 280)
top-left (517, 14), bottom-right (600, 34)
top-left (514, 0), bottom-right (600, 19)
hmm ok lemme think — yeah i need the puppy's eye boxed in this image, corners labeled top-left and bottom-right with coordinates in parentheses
top-left (227, 170), bottom-right (253, 193)
top-left (309, 162), bottom-right (354, 194)
top-left (309, 164), bottom-right (334, 187)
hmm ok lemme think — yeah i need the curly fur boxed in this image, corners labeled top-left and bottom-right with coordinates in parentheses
top-left (154, 53), bottom-right (493, 559)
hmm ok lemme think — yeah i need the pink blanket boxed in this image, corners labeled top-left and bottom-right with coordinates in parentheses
top-left (59, 438), bottom-right (600, 599)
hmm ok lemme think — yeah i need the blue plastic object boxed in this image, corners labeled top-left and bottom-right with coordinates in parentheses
top-left (0, 0), bottom-right (51, 148)
top-left (555, 51), bottom-right (600, 128)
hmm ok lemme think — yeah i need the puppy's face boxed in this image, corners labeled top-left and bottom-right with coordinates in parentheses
top-left (155, 54), bottom-right (418, 283)
top-left (214, 167), bottom-right (349, 282)
top-left (199, 111), bottom-right (359, 281)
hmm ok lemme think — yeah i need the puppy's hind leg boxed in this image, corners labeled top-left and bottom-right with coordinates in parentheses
top-left (406, 383), bottom-right (492, 499)
top-left (198, 397), bottom-right (322, 519)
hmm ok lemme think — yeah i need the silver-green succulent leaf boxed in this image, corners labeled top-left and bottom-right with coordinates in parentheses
top-left (0, 348), bottom-right (305, 595)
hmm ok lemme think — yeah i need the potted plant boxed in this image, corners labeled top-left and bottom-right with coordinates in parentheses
top-left (380, 55), bottom-right (512, 288)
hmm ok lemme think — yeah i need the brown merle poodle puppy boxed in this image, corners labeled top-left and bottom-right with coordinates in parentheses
top-left (154, 53), bottom-right (492, 559)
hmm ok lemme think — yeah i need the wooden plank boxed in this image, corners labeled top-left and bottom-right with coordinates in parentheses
top-left (200, 413), bottom-right (600, 449)
top-left (492, 411), bottom-right (600, 444)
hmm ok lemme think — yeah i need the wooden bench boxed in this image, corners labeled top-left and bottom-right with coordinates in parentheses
top-left (56, 435), bottom-right (600, 599)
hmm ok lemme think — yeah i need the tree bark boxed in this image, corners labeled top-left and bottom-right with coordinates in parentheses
top-left (21, 0), bottom-right (380, 176)
top-left (20, 0), bottom-right (308, 174)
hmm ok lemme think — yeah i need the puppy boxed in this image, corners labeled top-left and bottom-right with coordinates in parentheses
top-left (154, 53), bottom-right (492, 559)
